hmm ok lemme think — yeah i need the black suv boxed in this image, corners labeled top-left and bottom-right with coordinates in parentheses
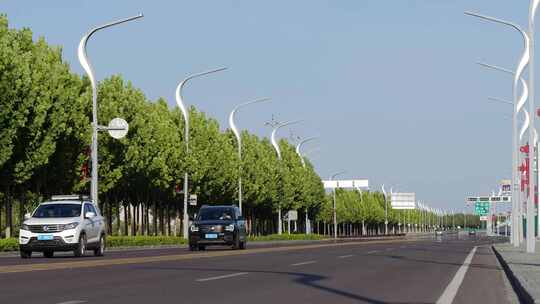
top-left (189, 205), bottom-right (247, 251)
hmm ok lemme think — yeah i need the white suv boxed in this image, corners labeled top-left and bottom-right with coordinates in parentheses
top-left (19, 195), bottom-right (107, 259)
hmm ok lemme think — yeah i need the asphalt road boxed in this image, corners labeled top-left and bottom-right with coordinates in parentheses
top-left (0, 234), bottom-right (512, 304)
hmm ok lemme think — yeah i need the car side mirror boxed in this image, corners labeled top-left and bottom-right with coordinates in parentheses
top-left (24, 213), bottom-right (31, 220)
top-left (85, 211), bottom-right (96, 219)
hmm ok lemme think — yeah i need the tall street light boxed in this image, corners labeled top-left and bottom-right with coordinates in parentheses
top-left (381, 184), bottom-right (389, 235)
top-left (331, 171), bottom-right (346, 239)
top-left (526, 0), bottom-right (540, 254)
top-left (295, 136), bottom-right (319, 234)
top-left (229, 97), bottom-right (271, 214)
top-left (465, 11), bottom-right (530, 248)
top-left (271, 120), bottom-right (302, 235)
top-left (477, 61), bottom-right (529, 245)
top-left (296, 136), bottom-right (319, 168)
top-left (78, 14), bottom-right (143, 205)
top-left (175, 67), bottom-right (227, 239)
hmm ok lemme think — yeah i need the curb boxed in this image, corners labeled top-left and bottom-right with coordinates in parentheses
top-left (492, 245), bottom-right (536, 304)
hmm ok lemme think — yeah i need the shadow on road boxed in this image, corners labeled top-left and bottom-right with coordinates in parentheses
top-left (136, 265), bottom-right (432, 304)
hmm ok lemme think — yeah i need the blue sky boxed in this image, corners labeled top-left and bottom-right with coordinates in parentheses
top-left (2, 0), bottom-right (532, 212)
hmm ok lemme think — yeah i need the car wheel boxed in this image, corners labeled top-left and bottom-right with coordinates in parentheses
top-left (189, 243), bottom-right (197, 251)
top-left (43, 251), bottom-right (54, 258)
top-left (239, 239), bottom-right (246, 250)
top-left (198, 245), bottom-right (206, 251)
top-left (74, 234), bottom-right (86, 257)
top-left (20, 250), bottom-right (32, 259)
top-left (233, 235), bottom-right (241, 250)
top-left (94, 235), bottom-right (105, 257)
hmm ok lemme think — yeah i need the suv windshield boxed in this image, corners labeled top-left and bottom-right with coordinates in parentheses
top-left (197, 208), bottom-right (234, 221)
top-left (33, 204), bottom-right (81, 218)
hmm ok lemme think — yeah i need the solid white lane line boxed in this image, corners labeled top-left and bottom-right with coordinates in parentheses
top-left (367, 250), bottom-right (380, 254)
top-left (196, 272), bottom-right (249, 282)
top-left (56, 301), bottom-right (87, 304)
top-left (338, 254), bottom-right (354, 259)
top-left (291, 260), bottom-right (317, 266)
top-left (436, 246), bottom-right (477, 304)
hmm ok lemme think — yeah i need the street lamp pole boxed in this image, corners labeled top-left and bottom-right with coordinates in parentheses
top-left (296, 136), bottom-right (319, 168)
top-left (465, 11), bottom-right (531, 247)
top-left (331, 171), bottom-right (346, 239)
top-left (175, 67), bottom-right (227, 239)
top-left (271, 120), bottom-right (302, 235)
top-left (381, 185), bottom-right (389, 235)
top-left (229, 97), bottom-right (271, 214)
top-left (295, 136), bottom-right (319, 234)
top-left (526, 0), bottom-right (540, 253)
top-left (78, 14), bottom-right (143, 205)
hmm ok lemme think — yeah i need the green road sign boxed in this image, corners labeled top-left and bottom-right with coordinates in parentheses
top-left (475, 202), bottom-right (490, 216)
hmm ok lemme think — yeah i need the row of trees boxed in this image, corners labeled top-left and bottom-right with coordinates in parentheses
top-left (0, 15), bottom-right (478, 238)
top-left (0, 15), bottom-right (327, 238)
top-left (313, 189), bottom-right (481, 236)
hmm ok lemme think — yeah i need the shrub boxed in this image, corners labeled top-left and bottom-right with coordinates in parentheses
top-left (0, 238), bottom-right (19, 251)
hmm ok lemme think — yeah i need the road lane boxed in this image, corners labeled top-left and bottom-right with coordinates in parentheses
top-left (0, 235), bottom-right (511, 304)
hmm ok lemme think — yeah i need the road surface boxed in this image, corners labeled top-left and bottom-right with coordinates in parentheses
top-left (0, 234), bottom-right (512, 304)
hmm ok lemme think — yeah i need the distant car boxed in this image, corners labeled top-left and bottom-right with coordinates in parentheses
top-left (189, 205), bottom-right (247, 251)
top-left (18, 195), bottom-right (106, 259)
top-left (435, 229), bottom-right (443, 236)
top-left (468, 230), bottom-right (476, 236)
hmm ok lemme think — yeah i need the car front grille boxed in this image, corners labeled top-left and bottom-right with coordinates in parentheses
top-left (199, 225), bottom-right (223, 233)
top-left (28, 236), bottom-right (65, 247)
top-left (28, 225), bottom-right (62, 233)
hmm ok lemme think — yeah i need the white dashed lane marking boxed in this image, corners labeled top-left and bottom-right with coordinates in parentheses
top-left (290, 261), bottom-right (317, 266)
top-left (196, 272), bottom-right (249, 282)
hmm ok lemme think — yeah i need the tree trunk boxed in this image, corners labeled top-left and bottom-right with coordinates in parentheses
top-left (123, 204), bottom-right (128, 236)
top-left (167, 204), bottom-right (171, 236)
top-left (107, 201), bottom-right (113, 236)
top-left (131, 204), bottom-right (136, 236)
top-left (153, 202), bottom-right (157, 236)
top-left (6, 186), bottom-right (12, 238)
top-left (116, 202), bottom-right (121, 236)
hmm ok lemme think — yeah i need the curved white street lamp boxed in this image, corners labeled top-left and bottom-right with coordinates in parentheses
top-left (271, 120), bottom-right (302, 235)
top-left (294, 136), bottom-right (319, 234)
top-left (78, 14), bottom-right (143, 205)
top-left (477, 62), bottom-right (531, 241)
top-left (526, 0), bottom-right (540, 253)
top-left (229, 97), bottom-right (271, 213)
top-left (331, 171), bottom-right (347, 240)
top-left (465, 11), bottom-right (530, 248)
top-left (381, 184), bottom-right (389, 235)
top-left (295, 136), bottom-right (319, 168)
top-left (175, 67), bottom-right (227, 239)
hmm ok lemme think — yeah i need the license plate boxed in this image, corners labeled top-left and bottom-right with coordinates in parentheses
top-left (205, 233), bottom-right (218, 239)
top-left (37, 235), bottom-right (54, 241)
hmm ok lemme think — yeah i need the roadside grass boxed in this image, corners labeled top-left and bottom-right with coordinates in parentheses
top-left (0, 234), bottom-right (327, 251)
top-left (248, 233), bottom-right (326, 242)
top-left (0, 238), bottom-right (18, 251)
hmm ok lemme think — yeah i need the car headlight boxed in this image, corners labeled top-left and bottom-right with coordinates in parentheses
top-left (62, 222), bottom-right (79, 230)
top-left (190, 225), bottom-right (199, 232)
top-left (20, 224), bottom-right (30, 231)
top-left (225, 224), bottom-right (235, 232)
